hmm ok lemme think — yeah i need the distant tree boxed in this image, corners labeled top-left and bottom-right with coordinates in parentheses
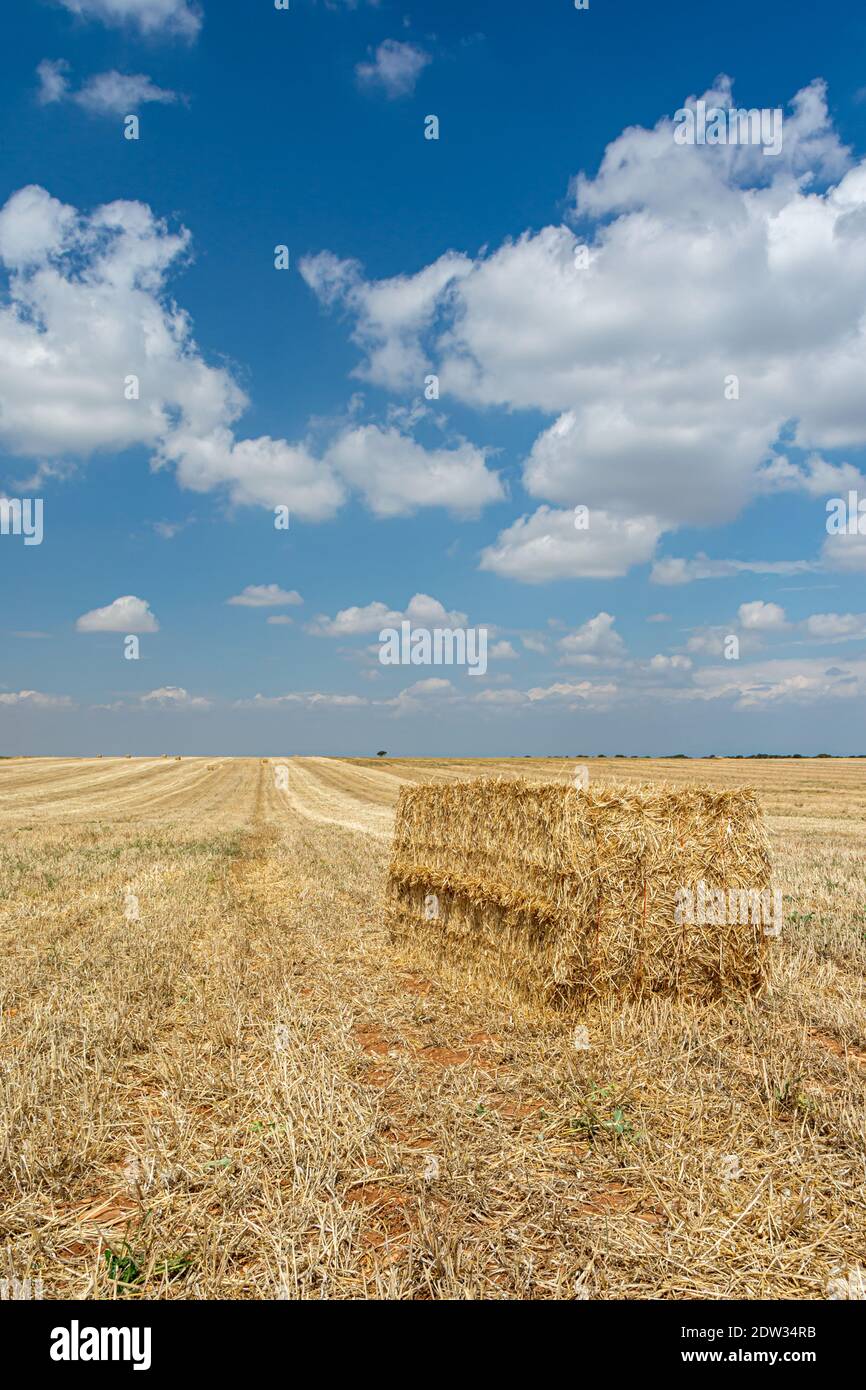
top-left (377, 750), bottom-right (388, 757)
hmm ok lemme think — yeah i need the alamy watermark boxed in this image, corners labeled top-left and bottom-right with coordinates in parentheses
top-left (826, 1267), bottom-right (866, 1300)
top-left (673, 101), bottom-right (783, 157)
top-left (675, 881), bottom-right (783, 937)
top-left (50, 1323), bottom-right (152, 1370)
top-left (0, 497), bottom-right (43, 545)
top-left (379, 622), bottom-right (488, 676)
top-left (1, 1276), bottom-right (43, 1299)
top-left (826, 491), bottom-right (866, 535)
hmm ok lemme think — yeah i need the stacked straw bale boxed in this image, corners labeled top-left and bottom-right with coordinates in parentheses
top-left (385, 779), bottom-right (772, 1007)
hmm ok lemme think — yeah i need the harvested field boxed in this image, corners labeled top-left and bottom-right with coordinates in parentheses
top-left (0, 755), bottom-right (864, 1300)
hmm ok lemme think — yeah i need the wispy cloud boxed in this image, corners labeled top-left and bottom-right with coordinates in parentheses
top-left (355, 40), bottom-right (431, 99)
top-left (226, 585), bottom-right (303, 608)
top-left (38, 61), bottom-right (180, 115)
top-left (0, 690), bottom-right (73, 708)
top-left (651, 557), bottom-right (818, 586)
top-left (54, 0), bottom-right (202, 41)
top-left (140, 686), bottom-right (210, 709)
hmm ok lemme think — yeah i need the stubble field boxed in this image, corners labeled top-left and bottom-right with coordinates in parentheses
top-left (0, 755), bottom-right (864, 1300)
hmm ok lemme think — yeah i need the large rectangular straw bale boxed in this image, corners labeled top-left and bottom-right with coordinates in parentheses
top-left (385, 779), bottom-right (772, 1007)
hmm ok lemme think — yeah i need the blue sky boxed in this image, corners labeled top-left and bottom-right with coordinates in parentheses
top-left (2, 0), bottom-right (866, 755)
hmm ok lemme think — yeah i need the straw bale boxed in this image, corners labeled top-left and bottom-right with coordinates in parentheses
top-left (385, 779), bottom-right (772, 1007)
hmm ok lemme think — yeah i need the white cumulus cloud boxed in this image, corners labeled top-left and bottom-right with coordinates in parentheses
top-left (557, 612), bottom-right (626, 665)
top-left (324, 424), bottom-right (503, 518)
top-left (804, 611), bottom-right (866, 640)
top-left (0, 187), bottom-right (492, 526)
top-left (303, 77), bottom-right (866, 577)
top-left (309, 592), bottom-right (467, 638)
top-left (738, 600), bottom-right (788, 631)
top-left (76, 595), bottom-right (159, 633)
top-left (479, 505), bottom-right (661, 582)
